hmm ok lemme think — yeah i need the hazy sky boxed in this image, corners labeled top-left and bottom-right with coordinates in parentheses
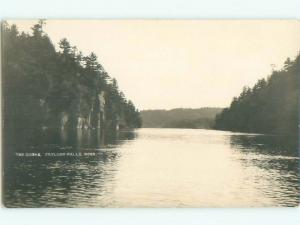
top-left (10, 20), bottom-right (300, 110)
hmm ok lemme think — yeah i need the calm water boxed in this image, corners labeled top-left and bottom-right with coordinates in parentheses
top-left (3, 128), bottom-right (299, 207)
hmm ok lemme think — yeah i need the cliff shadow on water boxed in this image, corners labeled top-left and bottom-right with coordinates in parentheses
top-left (3, 126), bottom-right (138, 154)
top-left (2, 127), bottom-right (138, 207)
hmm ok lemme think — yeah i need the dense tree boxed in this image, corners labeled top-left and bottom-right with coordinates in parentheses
top-left (214, 55), bottom-right (299, 135)
top-left (2, 21), bottom-right (142, 138)
top-left (141, 108), bottom-right (222, 128)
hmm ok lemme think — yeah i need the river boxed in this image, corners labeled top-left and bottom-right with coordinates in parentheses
top-left (3, 128), bottom-right (299, 207)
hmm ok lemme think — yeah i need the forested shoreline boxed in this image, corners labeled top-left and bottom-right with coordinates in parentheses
top-left (2, 21), bottom-right (142, 139)
top-left (214, 55), bottom-right (299, 136)
top-left (2, 20), bottom-right (298, 139)
top-left (141, 108), bottom-right (222, 129)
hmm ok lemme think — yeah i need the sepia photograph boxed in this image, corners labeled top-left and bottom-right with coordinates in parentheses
top-left (1, 19), bottom-right (299, 208)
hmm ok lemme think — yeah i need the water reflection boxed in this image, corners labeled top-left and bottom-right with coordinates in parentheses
top-left (3, 128), bottom-right (137, 207)
top-left (230, 134), bottom-right (298, 157)
top-left (3, 128), bottom-right (299, 207)
top-left (230, 134), bottom-right (299, 206)
top-left (230, 134), bottom-right (299, 170)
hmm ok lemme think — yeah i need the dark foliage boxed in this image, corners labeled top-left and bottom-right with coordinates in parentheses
top-left (214, 55), bottom-right (299, 135)
top-left (141, 108), bottom-right (223, 128)
top-left (2, 21), bottom-right (142, 134)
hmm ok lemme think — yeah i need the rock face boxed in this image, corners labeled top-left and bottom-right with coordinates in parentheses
top-left (61, 112), bottom-right (69, 130)
top-left (59, 91), bottom-right (108, 131)
top-left (2, 22), bottom-right (142, 139)
top-left (77, 117), bottom-right (88, 129)
top-left (40, 87), bottom-right (134, 132)
top-left (98, 91), bottom-right (105, 129)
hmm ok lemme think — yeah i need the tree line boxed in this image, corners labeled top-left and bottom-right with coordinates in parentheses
top-left (2, 20), bottom-right (142, 136)
top-left (214, 54), bottom-right (299, 135)
top-left (141, 108), bottom-right (222, 128)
